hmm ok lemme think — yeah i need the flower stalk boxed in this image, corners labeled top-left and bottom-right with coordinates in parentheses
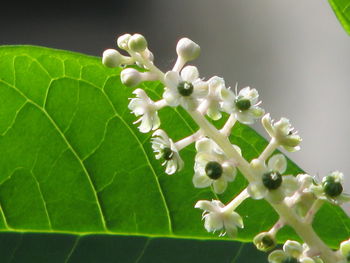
top-left (102, 33), bottom-right (349, 263)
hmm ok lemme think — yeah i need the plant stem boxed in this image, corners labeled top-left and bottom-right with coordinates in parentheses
top-left (222, 188), bottom-right (250, 213)
top-left (304, 199), bottom-right (324, 224)
top-left (172, 56), bottom-right (186, 72)
top-left (175, 130), bottom-right (202, 150)
top-left (259, 138), bottom-right (278, 162)
top-left (220, 114), bottom-right (236, 136)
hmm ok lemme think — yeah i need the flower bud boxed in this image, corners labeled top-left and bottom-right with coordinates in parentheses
top-left (128, 34), bottom-right (148, 52)
top-left (102, 49), bottom-right (129, 68)
top-left (117, 34), bottom-right (132, 50)
top-left (283, 240), bottom-right (303, 258)
top-left (253, 232), bottom-right (276, 252)
top-left (121, 68), bottom-right (142, 87)
top-left (176, 37), bottom-right (201, 61)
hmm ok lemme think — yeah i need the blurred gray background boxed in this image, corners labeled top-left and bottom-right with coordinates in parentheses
top-left (1, 0), bottom-right (350, 212)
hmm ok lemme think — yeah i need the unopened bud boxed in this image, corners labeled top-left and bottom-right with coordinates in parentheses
top-left (283, 240), bottom-right (303, 258)
top-left (128, 34), bottom-right (148, 52)
top-left (121, 68), bottom-right (142, 87)
top-left (176, 38), bottom-right (201, 61)
top-left (253, 232), bottom-right (276, 252)
top-left (117, 34), bottom-right (132, 50)
top-left (102, 49), bottom-right (132, 68)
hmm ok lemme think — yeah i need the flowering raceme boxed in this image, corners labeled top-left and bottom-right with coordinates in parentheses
top-left (102, 33), bottom-right (349, 263)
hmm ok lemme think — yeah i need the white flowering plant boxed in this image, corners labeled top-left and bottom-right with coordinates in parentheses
top-left (102, 33), bottom-right (350, 263)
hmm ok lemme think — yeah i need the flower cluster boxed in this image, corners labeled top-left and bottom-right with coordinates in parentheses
top-left (103, 33), bottom-right (349, 263)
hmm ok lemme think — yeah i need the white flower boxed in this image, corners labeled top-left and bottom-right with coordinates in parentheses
top-left (195, 199), bottom-right (244, 237)
top-left (262, 113), bottom-right (302, 152)
top-left (203, 76), bottom-right (227, 120)
top-left (151, 129), bottom-right (184, 175)
top-left (163, 65), bottom-right (208, 110)
top-left (248, 154), bottom-right (299, 203)
top-left (268, 240), bottom-right (317, 263)
top-left (339, 239), bottom-right (350, 262)
top-left (193, 138), bottom-right (239, 194)
top-left (128, 89), bottom-right (160, 133)
top-left (221, 86), bottom-right (264, 124)
top-left (309, 171), bottom-right (350, 205)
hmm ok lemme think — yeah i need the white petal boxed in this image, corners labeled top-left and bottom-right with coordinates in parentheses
top-left (195, 152), bottom-right (214, 164)
top-left (247, 181), bottom-right (268, 199)
top-left (262, 113), bottom-right (275, 138)
top-left (225, 211), bottom-right (244, 229)
top-left (249, 106), bottom-right (265, 118)
top-left (236, 111), bottom-right (255, 125)
top-left (268, 154), bottom-right (287, 174)
top-left (208, 76), bottom-right (225, 90)
top-left (268, 250), bottom-right (287, 263)
top-left (207, 101), bottom-right (222, 120)
top-left (282, 175), bottom-right (299, 196)
top-left (204, 213), bottom-right (223, 232)
top-left (222, 164), bottom-right (236, 182)
top-left (195, 200), bottom-right (219, 212)
top-left (152, 129), bottom-right (170, 142)
top-left (213, 179), bottom-right (228, 194)
top-left (181, 65), bottom-right (199, 82)
top-left (174, 153), bottom-right (184, 171)
top-left (193, 172), bottom-right (212, 188)
top-left (138, 115), bottom-right (153, 133)
top-left (163, 88), bottom-right (180, 107)
top-left (165, 160), bottom-right (177, 175)
top-left (296, 174), bottom-right (313, 188)
top-left (128, 99), bottom-right (144, 115)
top-left (283, 240), bottom-right (303, 258)
top-left (151, 113), bottom-right (161, 131)
top-left (193, 80), bottom-right (209, 98)
top-left (195, 138), bottom-right (213, 152)
top-left (164, 71), bottom-right (181, 89)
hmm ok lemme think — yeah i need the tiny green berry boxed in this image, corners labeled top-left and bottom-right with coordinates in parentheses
top-left (177, 81), bottom-right (194, 96)
top-left (235, 98), bottom-right (251, 111)
top-left (205, 161), bottom-right (223, 180)
top-left (163, 147), bottom-right (173, 160)
top-left (262, 171), bottom-right (282, 190)
top-left (323, 180), bottom-right (343, 197)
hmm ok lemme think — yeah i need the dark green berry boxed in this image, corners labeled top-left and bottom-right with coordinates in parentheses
top-left (177, 81), bottom-right (194, 96)
top-left (323, 181), bottom-right (343, 197)
top-left (162, 147), bottom-right (173, 160)
top-left (262, 171), bottom-right (282, 190)
top-left (235, 98), bottom-right (251, 111)
top-left (205, 161), bottom-right (223, 180)
top-left (282, 257), bottom-right (299, 263)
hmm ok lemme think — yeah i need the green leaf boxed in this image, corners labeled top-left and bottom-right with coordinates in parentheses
top-left (0, 233), bottom-right (267, 263)
top-left (329, 0), bottom-right (350, 35)
top-left (0, 45), bottom-right (348, 260)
